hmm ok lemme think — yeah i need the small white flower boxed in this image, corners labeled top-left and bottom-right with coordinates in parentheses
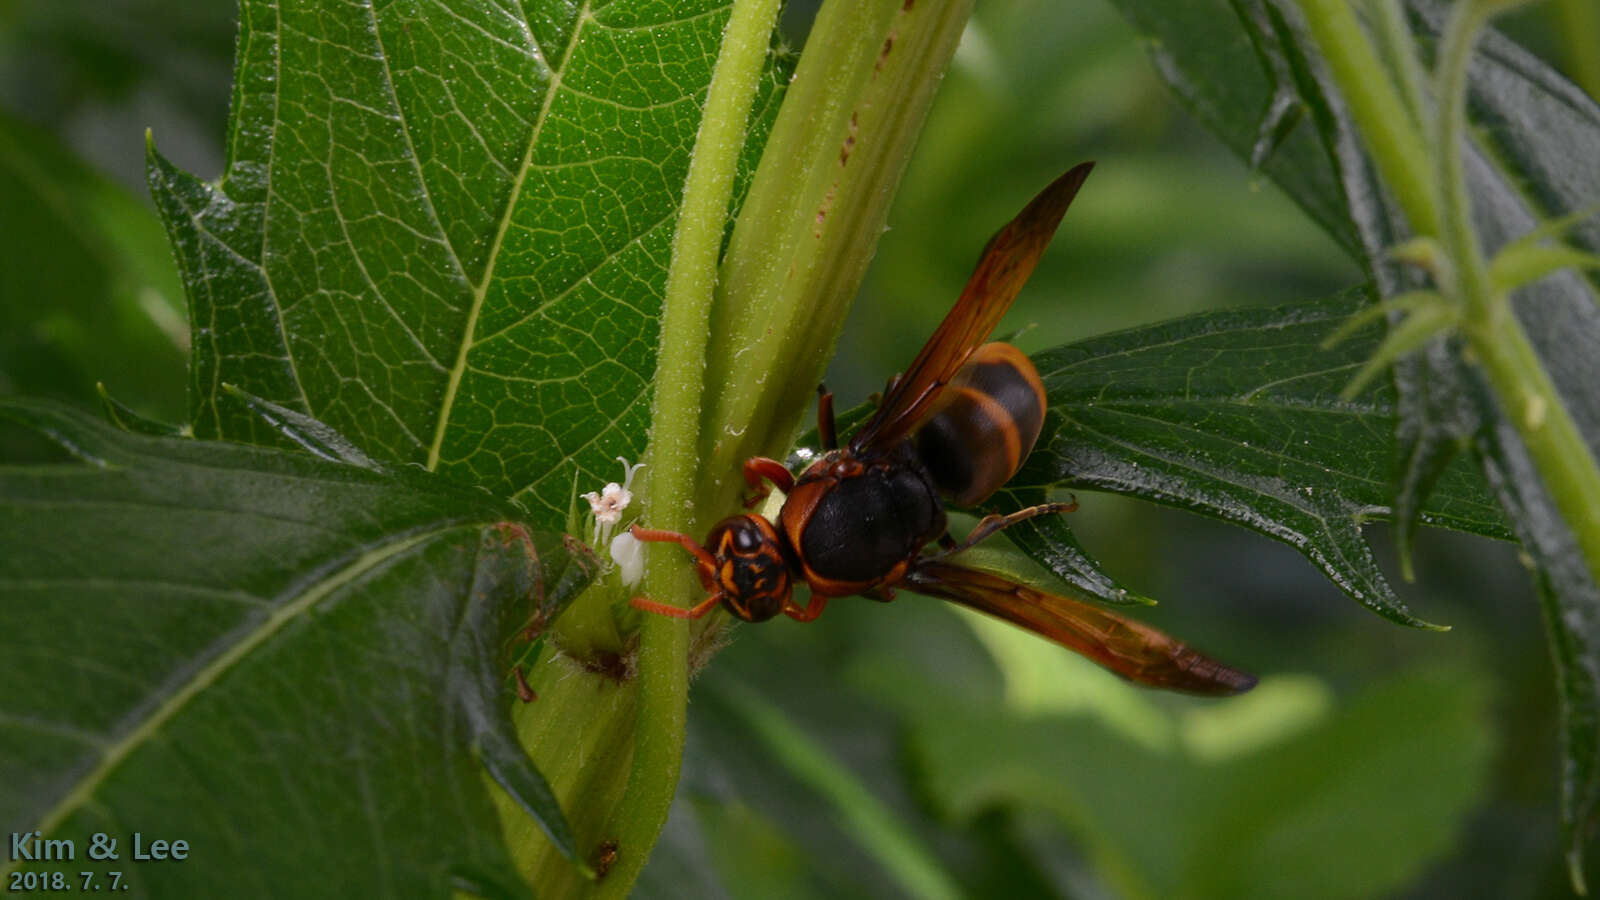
top-left (582, 456), bottom-right (646, 547)
top-left (610, 531), bottom-right (644, 588)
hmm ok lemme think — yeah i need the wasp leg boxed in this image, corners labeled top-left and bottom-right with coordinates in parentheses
top-left (816, 384), bottom-right (838, 451)
top-left (630, 525), bottom-right (717, 568)
top-left (742, 457), bottom-right (795, 508)
top-left (631, 592), bottom-right (723, 619)
top-left (937, 533), bottom-right (959, 551)
top-left (935, 498), bottom-right (1078, 558)
top-left (629, 524), bottom-right (720, 591)
top-left (782, 593), bottom-right (829, 623)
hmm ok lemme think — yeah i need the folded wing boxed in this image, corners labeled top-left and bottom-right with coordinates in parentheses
top-left (848, 162), bottom-right (1094, 456)
top-left (905, 559), bottom-right (1256, 696)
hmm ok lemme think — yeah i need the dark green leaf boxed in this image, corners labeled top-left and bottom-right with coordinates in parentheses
top-left (655, 615), bottom-right (1004, 900)
top-left (797, 292), bottom-right (1508, 614)
top-left (702, 679), bottom-right (962, 900)
top-left (148, 0), bottom-right (791, 526)
top-left (1331, 10), bottom-right (1600, 875)
top-left (990, 485), bottom-right (1154, 607)
top-left (1115, 0), bottom-right (1359, 256)
top-left (1109, 0), bottom-right (1600, 869)
top-left (1000, 291), bottom-right (1508, 619)
top-left (0, 400), bottom-right (598, 896)
top-left (1336, 0), bottom-right (1600, 875)
top-left (0, 110), bottom-right (186, 419)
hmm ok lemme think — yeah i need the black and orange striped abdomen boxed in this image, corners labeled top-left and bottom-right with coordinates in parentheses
top-left (913, 342), bottom-right (1046, 507)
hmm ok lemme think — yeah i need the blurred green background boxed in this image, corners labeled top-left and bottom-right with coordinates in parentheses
top-left (0, 0), bottom-right (1588, 896)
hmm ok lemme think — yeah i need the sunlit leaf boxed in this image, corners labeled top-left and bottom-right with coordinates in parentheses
top-left (998, 290), bottom-right (1507, 620)
top-left (148, 0), bottom-right (790, 525)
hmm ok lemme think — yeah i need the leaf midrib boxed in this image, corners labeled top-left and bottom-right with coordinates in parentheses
top-left (425, 2), bottom-right (591, 472)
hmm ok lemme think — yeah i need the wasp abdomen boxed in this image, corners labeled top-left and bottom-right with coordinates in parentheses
top-left (796, 461), bottom-right (943, 585)
top-left (916, 342), bottom-right (1046, 507)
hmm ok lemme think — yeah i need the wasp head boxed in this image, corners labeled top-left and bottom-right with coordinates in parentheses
top-left (703, 515), bottom-right (794, 622)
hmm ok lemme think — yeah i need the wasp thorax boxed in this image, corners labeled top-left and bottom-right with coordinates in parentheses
top-left (706, 515), bottom-right (792, 622)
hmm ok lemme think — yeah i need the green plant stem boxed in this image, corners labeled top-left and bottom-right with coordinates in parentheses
top-left (604, 0), bottom-right (783, 894)
top-left (699, 0), bottom-right (975, 514)
top-left (500, 658), bottom-right (638, 894)
top-left (1468, 316), bottom-right (1600, 590)
top-left (1434, 0), bottom-right (1520, 319)
top-left (1369, 0), bottom-right (1432, 135)
top-left (1304, 0), bottom-right (1600, 596)
top-left (1435, 0), bottom-right (1600, 596)
top-left (605, 1), bottom-right (975, 888)
top-left (1298, 0), bottom-right (1441, 237)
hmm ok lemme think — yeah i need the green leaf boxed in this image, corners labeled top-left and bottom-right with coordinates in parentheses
top-left (148, 0), bottom-right (790, 523)
top-left (998, 290), bottom-right (1507, 622)
top-left (0, 110), bottom-right (186, 419)
top-left (1114, 0), bottom-right (1361, 256)
top-left (1489, 242), bottom-right (1600, 297)
top-left (1110, 0), bottom-right (1600, 869)
top-left (912, 667), bottom-right (1496, 900)
top-left (0, 400), bottom-right (598, 896)
top-left (990, 485), bottom-right (1155, 608)
top-left (660, 618), bottom-right (1016, 900)
top-left (1304, 0), bottom-right (1600, 879)
top-left (221, 382), bottom-right (382, 469)
top-left (1336, 299), bottom-right (1458, 401)
top-left (96, 383), bottom-right (189, 438)
top-left (799, 291), bottom-right (1508, 614)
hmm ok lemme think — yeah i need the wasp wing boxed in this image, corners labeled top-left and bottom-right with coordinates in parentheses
top-left (848, 162), bottom-right (1094, 456)
top-left (904, 559), bottom-right (1256, 696)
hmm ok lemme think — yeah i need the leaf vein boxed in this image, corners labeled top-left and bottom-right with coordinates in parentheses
top-left (19, 523), bottom-right (482, 843)
top-left (425, 0), bottom-right (595, 471)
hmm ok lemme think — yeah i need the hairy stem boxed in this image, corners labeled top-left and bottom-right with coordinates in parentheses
top-left (1298, 0), bottom-right (1441, 237)
top-left (605, 0), bottom-right (784, 894)
top-left (1369, 0), bottom-right (1431, 135)
top-left (1435, 0), bottom-right (1600, 597)
top-left (1303, 0), bottom-right (1600, 600)
top-left (700, 0), bottom-right (975, 516)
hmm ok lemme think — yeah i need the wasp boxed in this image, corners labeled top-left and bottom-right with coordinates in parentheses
top-left (630, 163), bottom-right (1255, 695)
